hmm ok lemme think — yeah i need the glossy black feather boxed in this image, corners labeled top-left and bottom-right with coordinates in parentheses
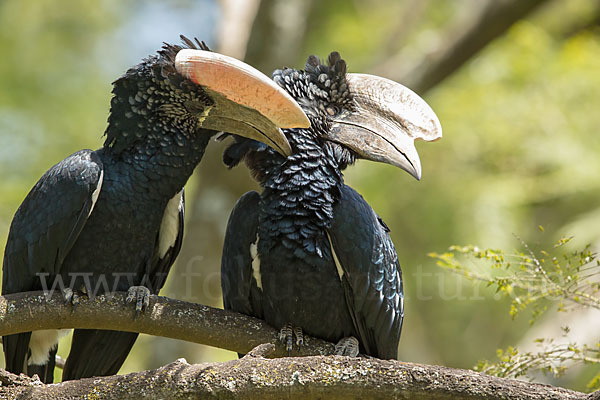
top-left (62, 329), bottom-right (138, 381)
top-left (28, 346), bottom-right (57, 384)
top-left (2, 150), bottom-right (102, 380)
top-left (221, 53), bottom-right (403, 359)
top-left (2, 37), bottom-right (211, 382)
top-left (221, 191), bottom-right (263, 317)
top-left (328, 185), bottom-right (403, 359)
top-left (62, 193), bottom-right (185, 381)
top-left (2, 150), bottom-right (103, 294)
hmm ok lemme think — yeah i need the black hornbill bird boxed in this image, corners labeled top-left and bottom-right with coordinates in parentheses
top-left (1, 36), bottom-right (309, 382)
top-left (221, 52), bottom-right (441, 359)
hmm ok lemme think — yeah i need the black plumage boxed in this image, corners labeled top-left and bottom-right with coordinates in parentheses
top-left (221, 53), bottom-right (414, 359)
top-left (2, 37), bottom-right (304, 382)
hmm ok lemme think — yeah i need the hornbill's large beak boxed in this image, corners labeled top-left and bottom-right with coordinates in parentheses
top-left (328, 73), bottom-right (442, 180)
top-left (175, 49), bottom-right (310, 157)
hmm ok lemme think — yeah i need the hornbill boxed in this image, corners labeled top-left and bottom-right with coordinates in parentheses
top-left (221, 52), bottom-right (441, 359)
top-left (1, 36), bottom-right (309, 383)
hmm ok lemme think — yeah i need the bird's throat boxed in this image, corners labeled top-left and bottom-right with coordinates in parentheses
top-left (258, 134), bottom-right (344, 258)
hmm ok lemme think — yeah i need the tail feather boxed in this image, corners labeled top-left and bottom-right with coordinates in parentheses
top-left (27, 346), bottom-right (57, 383)
top-left (62, 329), bottom-right (138, 381)
top-left (3, 332), bottom-right (31, 375)
top-left (3, 332), bottom-right (59, 384)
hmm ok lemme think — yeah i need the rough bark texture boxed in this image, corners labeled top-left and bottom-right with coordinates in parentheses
top-left (0, 292), bottom-right (596, 399)
top-left (0, 344), bottom-right (593, 400)
top-left (0, 291), bottom-right (335, 358)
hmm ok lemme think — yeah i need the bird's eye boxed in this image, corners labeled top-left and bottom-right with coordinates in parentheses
top-left (326, 106), bottom-right (339, 116)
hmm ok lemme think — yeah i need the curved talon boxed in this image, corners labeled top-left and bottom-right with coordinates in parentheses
top-left (71, 292), bottom-right (81, 311)
top-left (126, 286), bottom-right (151, 317)
top-left (62, 288), bottom-right (74, 305)
top-left (279, 322), bottom-right (294, 354)
top-left (334, 336), bottom-right (360, 357)
top-left (62, 288), bottom-right (82, 310)
top-left (279, 323), bottom-right (305, 354)
top-left (293, 326), bottom-right (304, 349)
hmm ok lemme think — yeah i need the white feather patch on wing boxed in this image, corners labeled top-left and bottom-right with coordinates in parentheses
top-left (158, 190), bottom-right (183, 258)
top-left (88, 170), bottom-right (104, 217)
top-left (250, 235), bottom-right (262, 290)
top-left (28, 329), bottom-right (70, 366)
top-left (396, 296), bottom-right (404, 358)
top-left (326, 232), bottom-right (345, 280)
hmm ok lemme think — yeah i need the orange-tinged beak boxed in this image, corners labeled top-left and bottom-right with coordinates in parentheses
top-left (175, 49), bottom-right (310, 156)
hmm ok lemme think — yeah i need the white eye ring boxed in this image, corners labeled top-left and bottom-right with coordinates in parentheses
top-left (326, 106), bottom-right (338, 116)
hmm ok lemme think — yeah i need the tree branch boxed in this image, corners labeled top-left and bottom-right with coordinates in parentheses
top-left (244, 0), bottom-right (317, 72)
top-left (0, 291), bottom-right (335, 357)
top-left (0, 343), bottom-right (591, 399)
top-left (0, 291), bottom-right (595, 399)
top-left (374, 0), bottom-right (553, 94)
top-left (215, 0), bottom-right (262, 58)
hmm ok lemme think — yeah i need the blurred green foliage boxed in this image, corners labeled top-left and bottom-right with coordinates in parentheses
top-left (0, 0), bottom-right (122, 243)
top-left (0, 0), bottom-right (599, 392)
top-left (431, 236), bottom-right (600, 389)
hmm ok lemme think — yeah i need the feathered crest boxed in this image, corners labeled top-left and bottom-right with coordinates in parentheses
top-left (105, 35), bottom-right (212, 153)
top-left (158, 35), bottom-right (211, 63)
top-left (305, 51), bottom-right (347, 80)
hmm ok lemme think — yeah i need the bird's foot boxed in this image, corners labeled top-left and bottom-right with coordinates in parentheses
top-left (62, 288), bottom-right (84, 310)
top-left (126, 286), bottom-right (151, 316)
top-left (278, 323), bottom-right (304, 354)
top-left (294, 326), bottom-right (304, 348)
top-left (334, 336), bottom-right (360, 357)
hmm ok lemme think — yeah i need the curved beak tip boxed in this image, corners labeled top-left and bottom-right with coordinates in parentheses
top-left (405, 158), bottom-right (422, 181)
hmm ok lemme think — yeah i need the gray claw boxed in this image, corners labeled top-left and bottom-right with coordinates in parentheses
top-left (279, 323), bottom-right (305, 354)
top-left (126, 286), bottom-right (151, 316)
top-left (71, 292), bottom-right (80, 310)
top-left (62, 288), bottom-right (73, 305)
top-left (294, 326), bottom-right (304, 348)
top-left (279, 322), bottom-right (294, 354)
top-left (334, 336), bottom-right (360, 357)
top-left (62, 288), bottom-right (81, 310)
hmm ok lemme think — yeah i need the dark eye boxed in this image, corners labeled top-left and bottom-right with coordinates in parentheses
top-left (326, 106), bottom-right (339, 116)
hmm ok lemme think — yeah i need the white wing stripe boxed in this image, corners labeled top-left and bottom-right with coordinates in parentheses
top-left (326, 231), bottom-right (344, 280)
top-left (158, 190), bottom-right (183, 258)
top-left (88, 170), bottom-right (104, 217)
top-left (250, 234), bottom-right (263, 290)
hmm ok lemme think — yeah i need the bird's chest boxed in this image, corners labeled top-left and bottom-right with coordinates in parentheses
top-left (257, 241), bottom-right (354, 341)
